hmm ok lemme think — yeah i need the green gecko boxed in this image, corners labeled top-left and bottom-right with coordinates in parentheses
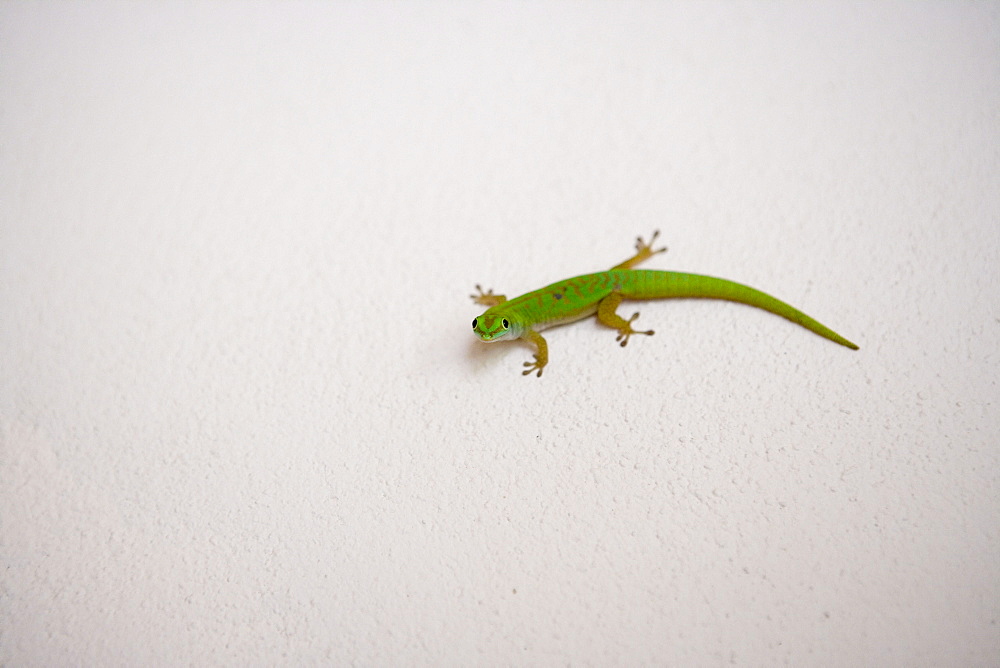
top-left (471, 231), bottom-right (858, 377)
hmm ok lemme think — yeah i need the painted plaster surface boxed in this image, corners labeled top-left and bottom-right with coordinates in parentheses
top-left (2, 3), bottom-right (998, 665)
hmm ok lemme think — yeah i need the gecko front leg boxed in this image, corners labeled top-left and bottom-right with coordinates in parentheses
top-left (470, 284), bottom-right (507, 307)
top-left (520, 330), bottom-right (549, 377)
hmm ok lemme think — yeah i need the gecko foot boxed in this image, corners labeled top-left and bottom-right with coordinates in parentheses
top-left (635, 230), bottom-right (668, 258)
top-left (522, 355), bottom-right (545, 377)
top-left (615, 312), bottom-right (655, 347)
top-left (471, 284), bottom-right (507, 307)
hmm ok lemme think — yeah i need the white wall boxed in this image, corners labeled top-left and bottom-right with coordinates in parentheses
top-left (2, 2), bottom-right (998, 665)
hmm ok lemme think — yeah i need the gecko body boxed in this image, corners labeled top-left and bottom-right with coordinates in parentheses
top-left (471, 232), bottom-right (858, 377)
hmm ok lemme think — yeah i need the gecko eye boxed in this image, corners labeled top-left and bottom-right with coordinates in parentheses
top-left (501, 319), bottom-right (509, 329)
top-left (472, 318), bottom-right (478, 330)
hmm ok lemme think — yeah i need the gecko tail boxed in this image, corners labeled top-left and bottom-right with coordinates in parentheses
top-left (629, 270), bottom-right (860, 350)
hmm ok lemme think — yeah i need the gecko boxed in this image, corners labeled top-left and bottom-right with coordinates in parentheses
top-left (470, 231), bottom-right (858, 377)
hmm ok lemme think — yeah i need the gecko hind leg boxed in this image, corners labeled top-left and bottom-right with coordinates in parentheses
top-left (597, 291), bottom-right (654, 347)
top-left (610, 230), bottom-right (668, 271)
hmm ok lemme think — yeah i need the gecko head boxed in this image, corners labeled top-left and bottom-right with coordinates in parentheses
top-left (472, 314), bottom-right (515, 342)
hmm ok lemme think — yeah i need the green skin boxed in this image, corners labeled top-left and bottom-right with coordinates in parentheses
top-left (471, 231), bottom-right (859, 377)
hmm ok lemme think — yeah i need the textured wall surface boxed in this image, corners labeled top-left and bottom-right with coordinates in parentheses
top-left (2, 3), bottom-right (998, 665)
